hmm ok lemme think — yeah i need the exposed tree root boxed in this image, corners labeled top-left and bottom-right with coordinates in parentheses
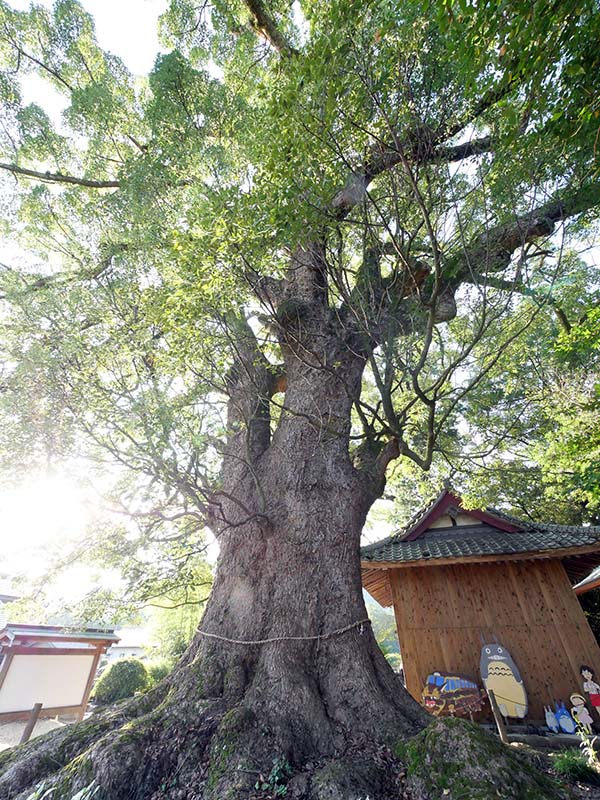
top-left (0, 676), bottom-right (573, 800)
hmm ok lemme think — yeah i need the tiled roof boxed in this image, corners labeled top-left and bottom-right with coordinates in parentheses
top-left (0, 624), bottom-right (119, 645)
top-left (361, 490), bottom-right (600, 565)
top-left (481, 507), bottom-right (600, 537)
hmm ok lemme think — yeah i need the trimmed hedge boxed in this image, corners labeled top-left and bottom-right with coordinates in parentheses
top-left (92, 657), bottom-right (148, 705)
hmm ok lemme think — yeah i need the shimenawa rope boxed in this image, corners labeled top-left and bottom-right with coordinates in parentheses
top-left (197, 617), bottom-right (370, 646)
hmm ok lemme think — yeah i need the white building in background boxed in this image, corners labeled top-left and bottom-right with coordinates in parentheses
top-left (104, 627), bottom-right (157, 661)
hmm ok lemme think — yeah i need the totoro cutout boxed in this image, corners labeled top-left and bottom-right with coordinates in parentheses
top-left (480, 642), bottom-right (528, 718)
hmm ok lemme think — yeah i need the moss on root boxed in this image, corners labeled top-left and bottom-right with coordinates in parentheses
top-left (0, 684), bottom-right (178, 800)
top-left (51, 752), bottom-right (95, 799)
top-left (205, 706), bottom-right (258, 800)
top-left (396, 718), bottom-right (572, 800)
top-left (0, 712), bottom-right (116, 785)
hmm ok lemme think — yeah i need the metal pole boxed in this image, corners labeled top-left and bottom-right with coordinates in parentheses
top-left (19, 702), bottom-right (43, 744)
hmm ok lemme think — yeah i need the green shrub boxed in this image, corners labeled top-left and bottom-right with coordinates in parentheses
top-left (146, 658), bottom-right (172, 687)
top-left (551, 749), bottom-right (600, 786)
top-left (91, 658), bottom-right (148, 705)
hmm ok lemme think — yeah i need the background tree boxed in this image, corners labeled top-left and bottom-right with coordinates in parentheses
top-left (0, 0), bottom-right (599, 798)
top-left (365, 593), bottom-right (401, 669)
top-left (438, 255), bottom-right (600, 524)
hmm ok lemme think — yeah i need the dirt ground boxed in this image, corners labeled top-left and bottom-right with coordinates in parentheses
top-left (0, 718), bottom-right (65, 750)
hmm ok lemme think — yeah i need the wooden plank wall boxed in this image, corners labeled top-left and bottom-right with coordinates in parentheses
top-left (389, 558), bottom-right (600, 721)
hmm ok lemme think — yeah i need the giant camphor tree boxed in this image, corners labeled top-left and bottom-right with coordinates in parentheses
top-left (0, 0), bottom-right (599, 798)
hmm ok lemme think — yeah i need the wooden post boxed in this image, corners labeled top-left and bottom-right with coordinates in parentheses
top-left (19, 703), bottom-right (43, 744)
top-left (487, 690), bottom-right (509, 745)
top-left (78, 646), bottom-right (102, 721)
top-left (0, 652), bottom-right (14, 692)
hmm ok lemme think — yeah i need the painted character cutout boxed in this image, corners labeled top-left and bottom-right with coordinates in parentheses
top-left (570, 693), bottom-right (594, 733)
top-left (555, 700), bottom-right (576, 734)
top-left (480, 643), bottom-right (527, 718)
top-left (544, 705), bottom-right (560, 734)
top-left (420, 671), bottom-right (484, 717)
top-left (581, 665), bottom-right (600, 720)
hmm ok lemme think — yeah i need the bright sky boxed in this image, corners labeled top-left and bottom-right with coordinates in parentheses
top-left (8, 0), bottom-right (168, 76)
top-left (0, 473), bottom-right (103, 597)
top-left (0, 0), bottom-right (168, 607)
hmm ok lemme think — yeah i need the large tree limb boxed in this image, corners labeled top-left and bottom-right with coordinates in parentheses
top-left (430, 136), bottom-right (493, 164)
top-left (223, 312), bottom-right (275, 466)
top-left (419, 181), bottom-right (600, 360)
top-left (341, 240), bottom-right (430, 356)
top-left (0, 161), bottom-right (120, 188)
top-left (330, 70), bottom-right (521, 218)
top-left (448, 181), bottom-right (600, 279)
top-left (331, 135), bottom-right (494, 216)
top-left (241, 0), bottom-right (298, 57)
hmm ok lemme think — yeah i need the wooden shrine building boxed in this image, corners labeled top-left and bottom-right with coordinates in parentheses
top-left (361, 489), bottom-right (600, 721)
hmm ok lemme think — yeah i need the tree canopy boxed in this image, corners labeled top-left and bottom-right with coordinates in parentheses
top-left (0, 0), bottom-right (599, 581)
top-left (0, 0), bottom-right (598, 612)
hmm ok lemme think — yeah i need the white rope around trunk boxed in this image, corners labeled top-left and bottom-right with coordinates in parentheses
top-left (197, 617), bottom-right (371, 645)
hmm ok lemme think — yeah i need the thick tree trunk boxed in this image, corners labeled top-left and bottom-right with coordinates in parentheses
top-left (185, 332), bottom-right (429, 796)
top-left (0, 451), bottom-right (427, 800)
top-left (195, 434), bottom-right (427, 754)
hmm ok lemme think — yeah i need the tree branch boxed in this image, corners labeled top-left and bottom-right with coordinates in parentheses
top-left (341, 240), bottom-right (430, 356)
top-left (331, 70), bottom-right (520, 218)
top-left (241, 0), bottom-right (298, 57)
top-left (462, 274), bottom-right (572, 333)
top-left (447, 181), bottom-right (600, 279)
top-left (331, 135), bottom-right (494, 216)
top-left (430, 136), bottom-right (494, 164)
top-left (0, 161), bottom-right (120, 189)
top-left (11, 44), bottom-right (75, 92)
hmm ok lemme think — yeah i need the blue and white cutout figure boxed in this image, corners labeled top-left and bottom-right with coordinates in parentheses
top-left (555, 701), bottom-right (576, 734)
top-left (480, 643), bottom-right (528, 718)
top-left (544, 705), bottom-right (560, 734)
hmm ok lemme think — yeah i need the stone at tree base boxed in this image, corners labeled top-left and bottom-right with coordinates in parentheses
top-left (397, 718), bottom-right (572, 800)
